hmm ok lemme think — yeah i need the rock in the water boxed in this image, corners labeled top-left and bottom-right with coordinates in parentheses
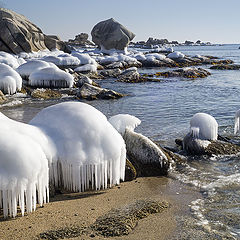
top-left (210, 64), bottom-right (240, 70)
top-left (0, 8), bottom-right (68, 54)
top-left (156, 67), bottom-right (210, 79)
top-left (182, 133), bottom-right (240, 156)
top-left (77, 83), bottom-right (125, 100)
top-left (118, 67), bottom-right (140, 82)
top-left (31, 88), bottom-right (62, 99)
top-left (91, 18), bottom-right (135, 52)
top-left (123, 128), bottom-right (170, 176)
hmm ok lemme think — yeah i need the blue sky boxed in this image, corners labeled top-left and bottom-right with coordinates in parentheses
top-left (2, 0), bottom-right (240, 44)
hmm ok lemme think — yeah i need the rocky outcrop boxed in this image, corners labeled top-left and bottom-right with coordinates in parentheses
top-left (77, 83), bottom-right (125, 100)
top-left (0, 8), bottom-right (68, 54)
top-left (155, 67), bottom-right (211, 79)
top-left (210, 64), bottom-right (240, 70)
top-left (68, 33), bottom-right (94, 46)
top-left (91, 18), bottom-right (135, 52)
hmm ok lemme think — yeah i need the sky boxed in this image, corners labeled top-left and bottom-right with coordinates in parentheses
top-left (1, 0), bottom-right (240, 44)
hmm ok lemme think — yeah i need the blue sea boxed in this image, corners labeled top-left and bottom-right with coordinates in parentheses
top-left (1, 44), bottom-right (240, 239)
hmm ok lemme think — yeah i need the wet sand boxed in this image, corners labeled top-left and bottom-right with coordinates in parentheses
top-left (0, 177), bottom-right (199, 240)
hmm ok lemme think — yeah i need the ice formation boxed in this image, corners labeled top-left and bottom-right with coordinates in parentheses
top-left (0, 112), bottom-right (56, 218)
top-left (0, 63), bottom-right (22, 94)
top-left (234, 109), bottom-right (240, 134)
top-left (167, 51), bottom-right (185, 59)
top-left (30, 102), bottom-right (126, 192)
top-left (16, 60), bottom-right (56, 79)
top-left (0, 51), bottom-right (20, 69)
top-left (108, 114), bottom-right (141, 135)
top-left (29, 67), bottom-right (74, 88)
top-left (74, 63), bottom-right (97, 73)
top-left (71, 52), bottom-right (97, 65)
top-left (190, 113), bottom-right (218, 140)
top-left (41, 55), bottom-right (80, 66)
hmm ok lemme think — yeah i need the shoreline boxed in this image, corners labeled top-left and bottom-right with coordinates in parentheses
top-left (0, 176), bottom-right (200, 240)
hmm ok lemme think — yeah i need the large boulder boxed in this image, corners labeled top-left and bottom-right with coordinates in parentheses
top-left (0, 8), bottom-right (68, 54)
top-left (91, 18), bottom-right (135, 52)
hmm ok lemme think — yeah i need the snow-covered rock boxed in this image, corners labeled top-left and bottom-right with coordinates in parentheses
top-left (74, 63), bottom-right (97, 73)
top-left (41, 55), bottom-right (80, 66)
top-left (0, 51), bottom-right (20, 69)
top-left (30, 102), bottom-right (127, 191)
top-left (29, 67), bottom-right (74, 88)
top-left (0, 63), bottom-right (22, 94)
top-left (167, 51), bottom-right (185, 59)
top-left (16, 60), bottom-right (56, 79)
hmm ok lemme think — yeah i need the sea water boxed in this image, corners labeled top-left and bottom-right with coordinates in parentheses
top-left (1, 44), bottom-right (240, 239)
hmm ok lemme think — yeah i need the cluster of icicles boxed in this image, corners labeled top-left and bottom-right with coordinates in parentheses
top-left (0, 102), bottom-right (141, 218)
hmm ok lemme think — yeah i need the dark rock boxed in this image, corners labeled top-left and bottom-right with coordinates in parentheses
top-left (91, 18), bottom-right (135, 51)
top-left (77, 83), bottom-right (125, 100)
top-left (0, 8), bottom-right (68, 54)
top-left (182, 133), bottom-right (240, 156)
top-left (146, 37), bottom-right (169, 46)
top-left (210, 64), bottom-right (240, 70)
top-left (123, 129), bottom-right (170, 176)
top-left (125, 158), bottom-right (137, 181)
top-left (68, 33), bottom-right (94, 46)
top-left (118, 67), bottom-right (140, 82)
top-left (155, 67), bottom-right (210, 79)
top-left (100, 68), bottom-right (122, 78)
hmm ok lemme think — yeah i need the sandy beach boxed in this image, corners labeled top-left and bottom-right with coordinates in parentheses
top-left (0, 176), bottom-right (199, 240)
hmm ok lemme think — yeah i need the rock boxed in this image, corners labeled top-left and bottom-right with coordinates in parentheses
top-left (155, 67), bottom-right (211, 79)
top-left (101, 68), bottom-right (122, 78)
top-left (118, 67), bottom-right (140, 82)
top-left (91, 18), bottom-right (135, 52)
top-left (68, 33), bottom-right (94, 46)
top-left (210, 64), bottom-right (240, 70)
top-left (0, 90), bottom-right (6, 103)
top-left (44, 35), bottom-right (70, 53)
top-left (77, 83), bottom-right (125, 100)
top-left (125, 158), bottom-right (137, 181)
top-left (146, 37), bottom-right (169, 46)
top-left (31, 88), bottom-right (62, 99)
top-left (182, 133), bottom-right (240, 156)
top-left (123, 128), bottom-right (170, 176)
top-left (0, 8), bottom-right (67, 54)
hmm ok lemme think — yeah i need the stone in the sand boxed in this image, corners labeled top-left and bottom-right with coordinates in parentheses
top-left (0, 8), bottom-right (68, 54)
top-left (91, 18), bottom-right (135, 52)
top-left (77, 83), bottom-right (125, 100)
top-left (123, 128), bottom-right (170, 176)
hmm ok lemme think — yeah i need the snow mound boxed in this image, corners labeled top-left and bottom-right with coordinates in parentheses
top-left (16, 60), bottom-right (56, 79)
top-left (0, 63), bottom-right (22, 94)
top-left (167, 51), bottom-right (185, 59)
top-left (29, 67), bottom-right (74, 88)
top-left (190, 113), bottom-right (218, 140)
top-left (0, 51), bottom-right (20, 69)
top-left (108, 114), bottom-right (141, 135)
top-left (41, 55), bottom-right (80, 66)
top-left (30, 102), bottom-right (126, 192)
top-left (74, 63), bottom-right (97, 73)
top-left (71, 52), bottom-right (97, 65)
top-left (0, 113), bottom-right (56, 218)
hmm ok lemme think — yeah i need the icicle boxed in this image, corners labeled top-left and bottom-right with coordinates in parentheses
top-left (234, 110), bottom-right (240, 134)
top-left (3, 190), bottom-right (8, 218)
top-left (191, 127), bottom-right (200, 138)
